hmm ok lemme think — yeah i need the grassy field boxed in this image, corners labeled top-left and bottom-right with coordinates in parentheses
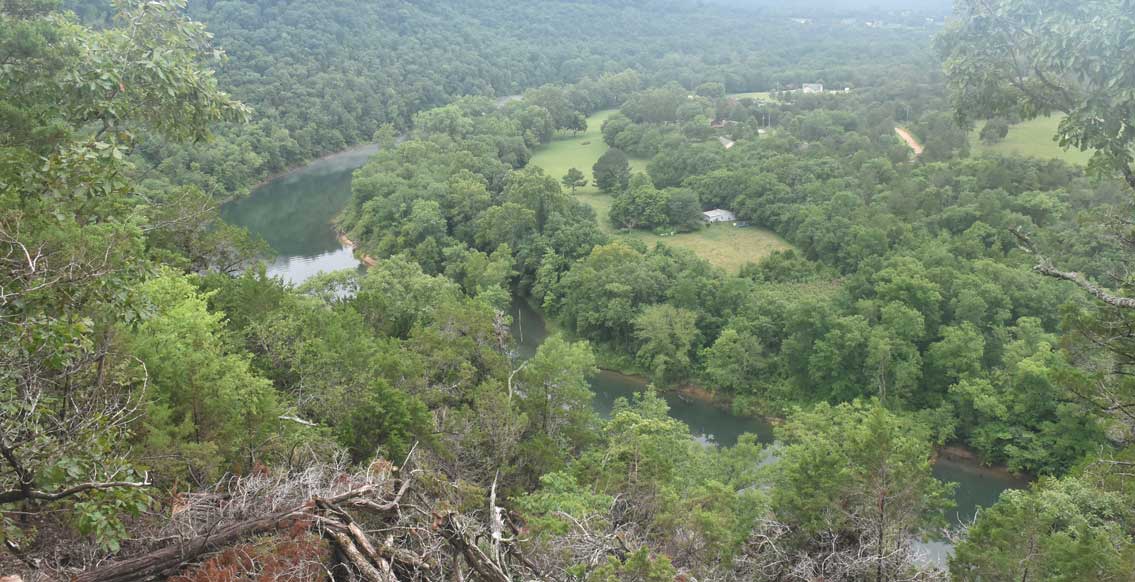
top-left (531, 109), bottom-right (792, 272)
top-left (529, 110), bottom-right (648, 196)
top-left (970, 115), bottom-right (1092, 165)
top-left (622, 226), bottom-right (792, 274)
top-left (729, 91), bottom-right (776, 102)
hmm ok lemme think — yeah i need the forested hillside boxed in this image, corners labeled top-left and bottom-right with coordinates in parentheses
top-left (4, 0), bottom-right (1135, 580)
top-left (72, 0), bottom-right (938, 198)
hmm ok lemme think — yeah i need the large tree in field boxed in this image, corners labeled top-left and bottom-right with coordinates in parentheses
top-left (593, 148), bottom-right (632, 193)
top-left (561, 167), bottom-right (588, 193)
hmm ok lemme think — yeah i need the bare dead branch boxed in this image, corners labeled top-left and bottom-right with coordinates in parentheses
top-left (0, 474), bottom-right (151, 505)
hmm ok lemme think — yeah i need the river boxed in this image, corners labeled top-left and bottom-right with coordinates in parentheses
top-left (220, 144), bottom-right (379, 284)
top-left (223, 146), bottom-right (1028, 564)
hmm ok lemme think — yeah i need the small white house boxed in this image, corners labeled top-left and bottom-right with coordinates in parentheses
top-left (703, 209), bottom-right (737, 223)
top-left (802, 83), bottom-right (824, 94)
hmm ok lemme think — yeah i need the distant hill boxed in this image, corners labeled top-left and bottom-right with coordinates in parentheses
top-left (702, 0), bottom-right (952, 16)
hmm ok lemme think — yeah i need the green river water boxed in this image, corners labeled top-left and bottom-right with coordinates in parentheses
top-left (223, 146), bottom-right (1028, 564)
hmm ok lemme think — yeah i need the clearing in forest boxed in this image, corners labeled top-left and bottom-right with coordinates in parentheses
top-left (622, 226), bottom-right (792, 274)
top-left (969, 115), bottom-right (1091, 165)
top-left (729, 91), bottom-right (778, 103)
top-left (529, 109), bottom-right (647, 196)
top-left (531, 109), bottom-right (792, 273)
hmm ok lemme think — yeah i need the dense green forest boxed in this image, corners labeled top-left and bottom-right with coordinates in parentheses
top-left (67, 0), bottom-right (942, 199)
top-left (4, 0), bottom-right (1135, 580)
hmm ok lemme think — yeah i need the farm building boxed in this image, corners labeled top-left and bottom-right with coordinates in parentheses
top-left (703, 209), bottom-right (737, 223)
top-left (802, 83), bottom-right (824, 94)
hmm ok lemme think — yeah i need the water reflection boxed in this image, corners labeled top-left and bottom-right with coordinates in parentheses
top-left (221, 144), bottom-right (378, 283)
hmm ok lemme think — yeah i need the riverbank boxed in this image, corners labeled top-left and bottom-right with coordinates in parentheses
top-left (935, 445), bottom-right (1030, 482)
top-left (336, 232), bottom-right (377, 267)
top-left (589, 332), bottom-right (1027, 482)
top-left (525, 295), bottom-right (1027, 480)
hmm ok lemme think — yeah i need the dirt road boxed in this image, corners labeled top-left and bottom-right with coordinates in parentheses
top-left (894, 126), bottom-right (924, 157)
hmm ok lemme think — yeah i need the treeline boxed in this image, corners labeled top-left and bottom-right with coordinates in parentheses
top-left (70, 0), bottom-right (936, 201)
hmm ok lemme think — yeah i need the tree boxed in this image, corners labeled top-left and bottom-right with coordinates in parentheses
top-left (561, 167), bottom-right (588, 193)
top-left (939, 0), bottom-right (1135, 189)
top-left (763, 401), bottom-right (952, 581)
top-left (951, 476), bottom-right (1135, 581)
top-left (979, 118), bottom-right (1010, 144)
top-left (695, 81), bottom-right (726, 100)
top-left (666, 188), bottom-right (704, 232)
top-left (475, 203), bottom-right (539, 253)
top-left (353, 255), bottom-right (463, 338)
top-left (582, 389), bottom-right (691, 496)
top-left (525, 84), bottom-right (580, 130)
top-left (516, 336), bottom-right (599, 476)
top-left (633, 304), bottom-right (699, 386)
top-left (128, 269), bottom-right (283, 481)
top-left (566, 112), bottom-right (588, 135)
top-left (593, 148), bottom-right (632, 193)
top-left (647, 142), bottom-right (725, 188)
top-left (335, 379), bottom-right (430, 464)
top-left (702, 328), bottom-right (766, 395)
top-left (551, 242), bottom-right (669, 349)
top-left (504, 167), bottom-right (572, 230)
top-left (609, 176), bottom-right (670, 230)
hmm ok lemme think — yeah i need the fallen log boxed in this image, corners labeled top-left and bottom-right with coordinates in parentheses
top-left (325, 527), bottom-right (394, 582)
top-left (73, 485), bottom-right (379, 582)
top-left (439, 514), bottom-right (510, 582)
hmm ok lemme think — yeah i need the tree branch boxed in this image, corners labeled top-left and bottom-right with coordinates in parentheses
top-left (1034, 264), bottom-right (1135, 309)
top-left (278, 414), bottom-right (319, 427)
top-left (0, 476), bottom-right (151, 505)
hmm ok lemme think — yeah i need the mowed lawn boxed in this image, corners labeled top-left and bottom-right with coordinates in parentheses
top-left (529, 109), bottom-right (647, 196)
top-left (970, 115), bottom-right (1092, 165)
top-left (623, 226), bottom-right (792, 274)
top-left (729, 91), bottom-right (776, 102)
top-left (531, 109), bottom-right (792, 273)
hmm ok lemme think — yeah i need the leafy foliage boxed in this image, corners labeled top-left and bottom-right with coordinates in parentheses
top-left (951, 476), bottom-right (1135, 580)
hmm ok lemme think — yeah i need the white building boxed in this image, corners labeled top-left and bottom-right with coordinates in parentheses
top-left (703, 209), bottom-right (737, 223)
top-left (802, 83), bottom-right (824, 94)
